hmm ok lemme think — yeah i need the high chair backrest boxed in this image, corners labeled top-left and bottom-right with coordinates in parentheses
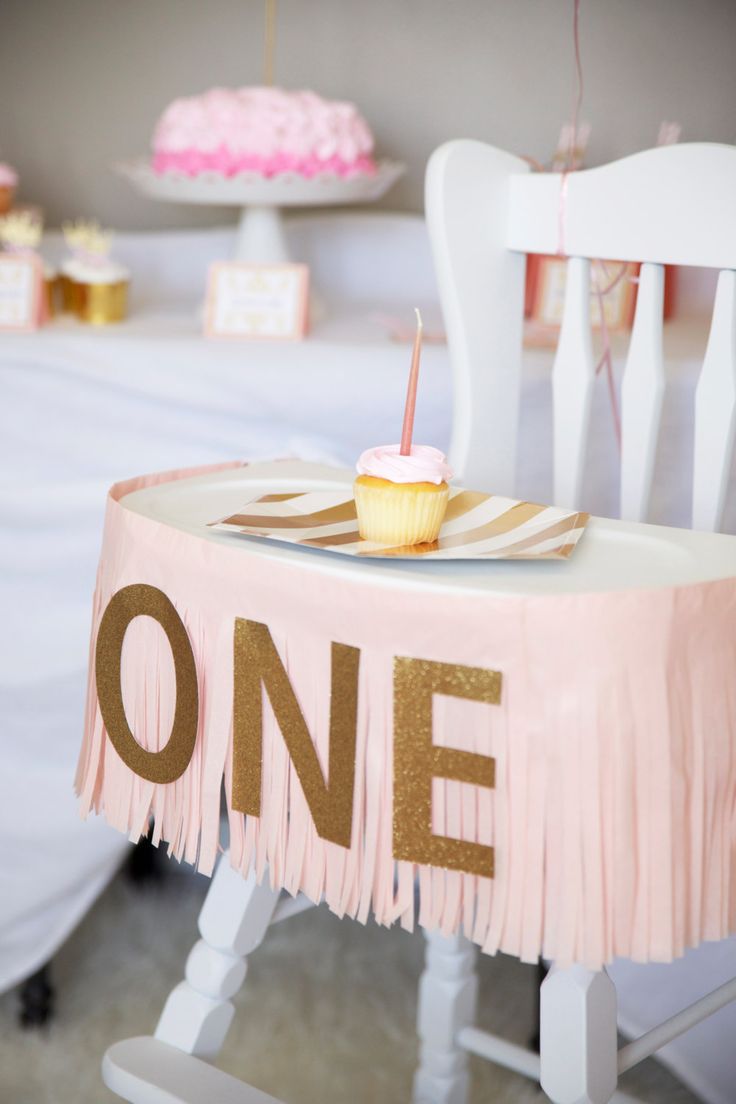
top-left (426, 140), bottom-right (736, 529)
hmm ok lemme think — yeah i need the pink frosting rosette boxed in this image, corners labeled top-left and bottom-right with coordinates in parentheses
top-left (152, 86), bottom-right (376, 179)
top-left (356, 444), bottom-right (453, 486)
top-left (0, 163), bottom-right (18, 187)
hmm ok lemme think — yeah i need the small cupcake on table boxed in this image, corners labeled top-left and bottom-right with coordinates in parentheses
top-left (60, 219), bottom-right (130, 324)
top-left (0, 163), bottom-right (18, 214)
top-left (354, 309), bottom-right (453, 547)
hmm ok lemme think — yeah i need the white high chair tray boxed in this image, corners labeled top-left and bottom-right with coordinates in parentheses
top-left (122, 460), bottom-right (736, 596)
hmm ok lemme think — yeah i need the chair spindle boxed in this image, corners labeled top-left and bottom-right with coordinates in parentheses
top-left (553, 256), bottom-right (595, 509)
top-left (693, 268), bottom-right (736, 531)
top-left (620, 262), bottom-right (665, 522)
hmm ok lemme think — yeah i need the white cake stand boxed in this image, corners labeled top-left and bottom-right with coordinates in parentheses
top-left (117, 159), bottom-right (406, 263)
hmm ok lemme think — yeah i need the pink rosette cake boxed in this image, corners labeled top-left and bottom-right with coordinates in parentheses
top-left (151, 86), bottom-right (376, 179)
top-left (354, 444), bottom-right (453, 546)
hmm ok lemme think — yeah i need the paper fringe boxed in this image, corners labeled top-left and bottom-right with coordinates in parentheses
top-left (76, 594), bottom-right (736, 970)
top-left (75, 466), bottom-right (736, 970)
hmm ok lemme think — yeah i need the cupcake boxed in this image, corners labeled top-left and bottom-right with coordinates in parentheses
top-left (62, 255), bottom-right (130, 324)
top-left (356, 307), bottom-right (453, 545)
top-left (0, 163), bottom-right (18, 215)
top-left (354, 444), bottom-right (452, 545)
top-left (61, 220), bottom-right (129, 324)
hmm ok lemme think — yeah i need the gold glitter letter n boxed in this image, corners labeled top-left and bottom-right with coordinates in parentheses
top-left (232, 619), bottom-right (359, 848)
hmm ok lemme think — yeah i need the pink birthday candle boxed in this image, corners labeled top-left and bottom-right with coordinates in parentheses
top-left (400, 308), bottom-right (423, 455)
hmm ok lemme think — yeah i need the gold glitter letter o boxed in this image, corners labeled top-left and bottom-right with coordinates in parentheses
top-left (95, 584), bottom-right (198, 784)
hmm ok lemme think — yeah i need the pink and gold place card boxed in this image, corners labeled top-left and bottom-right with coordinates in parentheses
top-left (209, 487), bottom-right (589, 560)
top-left (0, 253), bottom-right (44, 332)
top-left (204, 261), bottom-right (309, 340)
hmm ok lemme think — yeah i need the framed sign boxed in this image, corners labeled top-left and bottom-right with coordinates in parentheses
top-left (529, 256), bottom-right (639, 330)
top-left (0, 253), bottom-right (43, 332)
top-left (204, 262), bottom-right (309, 340)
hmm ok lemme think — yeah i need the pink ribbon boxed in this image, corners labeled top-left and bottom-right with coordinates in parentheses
top-left (555, 0), bottom-right (625, 449)
top-left (557, 0), bottom-right (583, 258)
top-left (557, 171), bottom-right (571, 258)
top-left (592, 260), bottom-right (630, 446)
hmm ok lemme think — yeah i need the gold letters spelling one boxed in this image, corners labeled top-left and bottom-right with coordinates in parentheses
top-left (95, 588), bottom-right (500, 877)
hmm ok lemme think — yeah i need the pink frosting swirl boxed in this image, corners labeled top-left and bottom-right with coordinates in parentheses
top-left (0, 163), bottom-right (18, 187)
top-left (356, 444), bottom-right (453, 486)
top-left (152, 149), bottom-right (375, 179)
top-left (151, 86), bottom-right (376, 178)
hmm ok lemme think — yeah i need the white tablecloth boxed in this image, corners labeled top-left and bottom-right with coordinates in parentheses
top-left (1, 215), bottom-right (734, 1103)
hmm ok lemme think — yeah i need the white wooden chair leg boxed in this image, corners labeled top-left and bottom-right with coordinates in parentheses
top-left (413, 930), bottom-right (478, 1104)
top-left (154, 855), bottom-right (281, 1060)
top-left (540, 964), bottom-right (618, 1104)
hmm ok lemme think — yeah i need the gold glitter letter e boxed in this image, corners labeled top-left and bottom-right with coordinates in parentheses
top-left (393, 658), bottom-right (500, 877)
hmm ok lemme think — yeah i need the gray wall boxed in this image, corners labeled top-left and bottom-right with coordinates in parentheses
top-left (1, 0), bottom-right (734, 231)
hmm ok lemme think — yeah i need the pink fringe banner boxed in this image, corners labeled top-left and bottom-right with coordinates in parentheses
top-left (76, 464), bottom-right (736, 969)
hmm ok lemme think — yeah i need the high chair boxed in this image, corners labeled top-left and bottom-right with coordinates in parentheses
top-left (99, 140), bottom-right (736, 1104)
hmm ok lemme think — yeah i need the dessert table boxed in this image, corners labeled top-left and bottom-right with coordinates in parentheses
top-left (1, 214), bottom-right (735, 1102)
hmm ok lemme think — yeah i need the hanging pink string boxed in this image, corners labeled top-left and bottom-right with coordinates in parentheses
top-left (591, 260), bottom-right (629, 446)
top-left (557, 173), bottom-right (571, 258)
top-left (557, 0), bottom-right (583, 256)
top-left (569, 0), bottom-right (584, 168)
top-left (557, 0), bottom-right (624, 448)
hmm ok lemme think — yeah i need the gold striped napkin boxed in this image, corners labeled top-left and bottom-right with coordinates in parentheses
top-left (209, 487), bottom-right (589, 560)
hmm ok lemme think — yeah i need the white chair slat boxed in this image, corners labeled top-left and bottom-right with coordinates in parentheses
top-left (620, 263), bottom-right (665, 521)
top-left (508, 144), bottom-right (736, 269)
top-left (692, 268), bottom-right (736, 531)
top-left (552, 256), bottom-right (595, 509)
top-left (425, 140), bottom-right (529, 494)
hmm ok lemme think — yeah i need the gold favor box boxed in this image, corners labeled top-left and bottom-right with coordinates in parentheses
top-left (76, 279), bottom-right (128, 325)
top-left (43, 273), bottom-right (57, 319)
top-left (59, 274), bottom-right (82, 314)
top-left (58, 272), bottom-right (129, 325)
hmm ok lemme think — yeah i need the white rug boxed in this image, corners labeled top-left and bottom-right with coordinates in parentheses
top-left (0, 861), bottom-right (700, 1103)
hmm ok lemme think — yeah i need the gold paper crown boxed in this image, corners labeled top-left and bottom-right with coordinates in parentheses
top-left (0, 210), bottom-right (42, 250)
top-left (62, 218), bottom-right (113, 258)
